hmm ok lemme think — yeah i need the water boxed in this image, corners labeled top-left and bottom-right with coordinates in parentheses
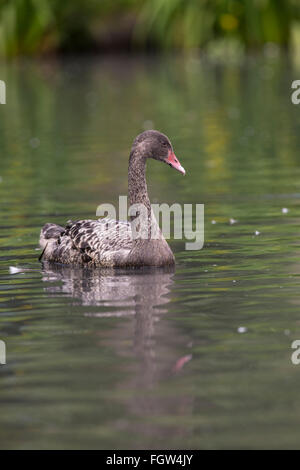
top-left (0, 54), bottom-right (300, 449)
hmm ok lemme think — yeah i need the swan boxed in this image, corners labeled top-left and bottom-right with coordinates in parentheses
top-left (39, 130), bottom-right (185, 267)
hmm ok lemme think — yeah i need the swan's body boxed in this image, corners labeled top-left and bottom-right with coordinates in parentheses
top-left (39, 130), bottom-right (185, 268)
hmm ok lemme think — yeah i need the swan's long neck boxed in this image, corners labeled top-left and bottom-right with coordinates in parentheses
top-left (127, 150), bottom-right (175, 266)
top-left (128, 151), bottom-right (150, 211)
top-left (128, 151), bottom-right (160, 241)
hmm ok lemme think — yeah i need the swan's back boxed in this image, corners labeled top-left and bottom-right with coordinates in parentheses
top-left (40, 218), bottom-right (133, 267)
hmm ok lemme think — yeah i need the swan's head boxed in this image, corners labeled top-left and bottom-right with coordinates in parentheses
top-left (132, 130), bottom-right (185, 175)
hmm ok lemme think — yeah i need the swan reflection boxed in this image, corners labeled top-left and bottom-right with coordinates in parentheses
top-left (41, 262), bottom-right (191, 383)
top-left (41, 262), bottom-right (193, 442)
top-left (41, 262), bottom-right (174, 314)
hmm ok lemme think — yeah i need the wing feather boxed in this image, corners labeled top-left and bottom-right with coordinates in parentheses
top-left (59, 218), bottom-right (132, 266)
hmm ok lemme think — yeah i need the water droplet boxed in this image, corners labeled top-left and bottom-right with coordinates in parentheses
top-left (237, 326), bottom-right (247, 333)
top-left (29, 137), bottom-right (40, 148)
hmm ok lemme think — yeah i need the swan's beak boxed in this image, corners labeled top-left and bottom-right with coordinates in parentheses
top-left (165, 150), bottom-right (186, 175)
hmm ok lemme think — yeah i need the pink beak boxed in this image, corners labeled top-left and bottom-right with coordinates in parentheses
top-left (165, 150), bottom-right (186, 175)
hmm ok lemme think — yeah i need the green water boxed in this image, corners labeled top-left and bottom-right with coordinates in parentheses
top-left (0, 54), bottom-right (300, 449)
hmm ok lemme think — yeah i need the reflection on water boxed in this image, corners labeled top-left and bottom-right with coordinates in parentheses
top-left (41, 263), bottom-right (193, 447)
top-left (1, 54), bottom-right (300, 449)
top-left (42, 262), bottom-right (189, 388)
top-left (41, 263), bottom-right (179, 390)
top-left (42, 263), bottom-right (173, 312)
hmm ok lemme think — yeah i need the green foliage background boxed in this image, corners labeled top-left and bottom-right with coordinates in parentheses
top-left (0, 0), bottom-right (299, 57)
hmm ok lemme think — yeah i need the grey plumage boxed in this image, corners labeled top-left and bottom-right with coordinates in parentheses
top-left (40, 218), bottom-right (132, 267)
top-left (39, 130), bottom-right (185, 268)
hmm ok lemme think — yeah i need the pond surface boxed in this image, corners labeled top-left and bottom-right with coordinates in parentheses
top-left (0, 54), bottom-right (300, 449)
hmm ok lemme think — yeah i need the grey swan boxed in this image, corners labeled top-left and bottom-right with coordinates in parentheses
top-left (39, 130), bottom-right (185, 267)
